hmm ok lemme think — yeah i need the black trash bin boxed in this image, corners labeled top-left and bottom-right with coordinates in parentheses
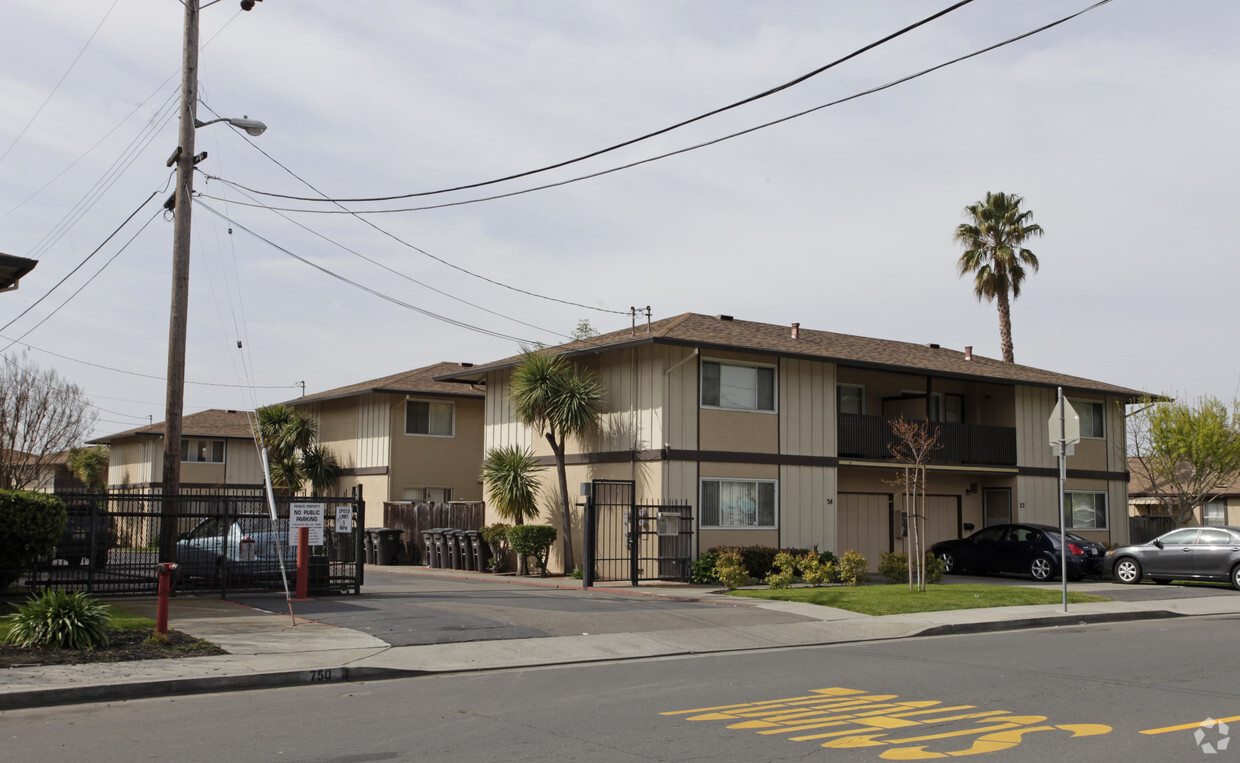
top-left (465, 530), bottom-right (486, 571)
top-left (364, 527), bottom-right (382, 565)
top-left (422, 529), bottom-right (438, 567)
top-left (445, 530), bottom-right (462, 569)
top-left (431, 529), bottom-right (448, 568)
top-left (375, 528), bottom-right (403, 565)
top-left (456, 530), bottom-right (475, 571)
top-left (310, 554), bottom-right (330, 593)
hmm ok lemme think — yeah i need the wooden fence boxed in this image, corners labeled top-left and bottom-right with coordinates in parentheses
top-left (382, 501), bottom-right (485, 564)
top-left (1128, 515), bottom-right (1175, 545)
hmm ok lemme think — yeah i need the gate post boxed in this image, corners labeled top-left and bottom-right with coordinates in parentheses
top-left (629, 499), bottom-right (640, 587)
top-left (582, 482), bottom-right (595, 589)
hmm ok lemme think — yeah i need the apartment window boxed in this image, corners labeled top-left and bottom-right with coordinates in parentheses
top-left (403, 487), bottom-right (452, 504)
top-left (1203, 500), bottom-right (1226, 527)
top-left (838, 384), bottom-right (865, 415)
top-left (701, 361), bottom-right (775, 412)
top-left (1064, 491), bottom-right (1107, 530)
top-left (1072, 400), bottom-right (1105, 438)
top-left (182, 438), bottom-right (224, 464)
top-left (700, 479), bottom-right (777, 528)
top-left (405, 399), bottom-right (454, 437)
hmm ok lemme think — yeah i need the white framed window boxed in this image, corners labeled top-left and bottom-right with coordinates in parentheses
top-left (182, 438), bottom-right (225, 464)
top-left (700, 478), bottom-right (777, 529)
top-left (701, 360), bottom-right (776, 412)
top-left (1203, 500), bottom-right (1226, 527)
top-left (405, 399), bottom-right (454, 437)
top-left (837, 384), bottom-right (865, 415)
top-left (1064, 491), bottom-right (1107, 530)
top-left (1071, 399), bottom-right (1105, 438)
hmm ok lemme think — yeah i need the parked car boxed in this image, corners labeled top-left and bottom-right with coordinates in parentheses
top-left (53, 499), bottom-right (116, 568)
top-left (1106, 526), bottom-right (1240, 590)
top-left (931, 523), bottom-right (1106, 581)
top-left (175, 515), bottom-right (294, 583)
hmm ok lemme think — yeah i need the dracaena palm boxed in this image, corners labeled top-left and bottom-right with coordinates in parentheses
top-left (255, 404), bottom-right (337, 496)
top-left (480, 445), bottom-right (545, 526)
top-left (509, 350), bottom-right (604, 572)
top-left (954, 191), bottom-right (1043, 363)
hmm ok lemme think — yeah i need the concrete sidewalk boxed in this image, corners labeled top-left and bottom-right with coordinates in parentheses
top-left (3, 567), bottom-right (1238, 711)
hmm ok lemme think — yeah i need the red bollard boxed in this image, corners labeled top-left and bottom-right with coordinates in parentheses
top-left (156, 562), bottom-right (176, 635)
top-left (295, 525), bottom-right (310, 600)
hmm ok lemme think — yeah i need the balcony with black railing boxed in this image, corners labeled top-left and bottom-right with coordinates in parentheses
top-left (837, 413), bottom-right (1017, 467)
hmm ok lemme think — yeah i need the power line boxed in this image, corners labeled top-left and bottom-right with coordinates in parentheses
top-left (194, 200), bottom-right (541, 344)
top-left (208, 0), bottom-right (977, 205)
top-left (202, 0), bottom-right (1113, 218)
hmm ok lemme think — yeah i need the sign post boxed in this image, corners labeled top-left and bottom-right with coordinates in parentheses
top-left (1049, 389), bottom-right (1080, 611)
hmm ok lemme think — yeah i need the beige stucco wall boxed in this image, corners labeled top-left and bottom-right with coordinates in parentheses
top-left (389, 396), bottom-right (485, 503)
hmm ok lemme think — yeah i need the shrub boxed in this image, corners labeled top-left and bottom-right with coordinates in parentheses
top-left (765, 551), bottom-right (800, 589)
top-left (506, 524), bottom-right (557, 577)
top-left (837, 550), bottom-right (869, 586)
top-left (799, 551), bottom-right (838, 587)
top-left (691, 549), bottom-right (721, 585)
top-left (714, 550), bottom-right (752, 590)
top-left (480, 523), bottom-right (512, 572)
top-left (0, 490), bottom-right (68, 588)
top-left (879, 551), bottom-right (909, 584)
top-left (924, 553), bottom-right (945, 584)
top-left (3, 589), bottom-right (111, 650)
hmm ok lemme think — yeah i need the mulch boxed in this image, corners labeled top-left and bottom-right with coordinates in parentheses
top-left (0, 628), bottom-right (227, 668)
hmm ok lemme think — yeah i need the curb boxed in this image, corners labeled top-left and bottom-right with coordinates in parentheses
top-left (915, 608), bottom-right (1182, 637)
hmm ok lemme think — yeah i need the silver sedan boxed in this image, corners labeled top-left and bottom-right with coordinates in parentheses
top-left (1106, 526), bottom-right (1240, 590)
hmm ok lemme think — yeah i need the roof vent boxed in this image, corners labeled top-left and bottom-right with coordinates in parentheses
top-left (791, 322), bottom-right (800, 339)
top-left (460, 362), bottom-right (474, 368)
top-left (926, 343), bottom-right (940, 349)
top-left (716, 314), bottom-right (734, 321)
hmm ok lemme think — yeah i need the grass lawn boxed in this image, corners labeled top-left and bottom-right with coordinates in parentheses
top-left (0, 603), bottom-right (154, 640)
top-left (730, 584), bottom-right (1110, 616)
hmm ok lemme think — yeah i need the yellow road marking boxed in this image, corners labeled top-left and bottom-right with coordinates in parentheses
top-left (1141, 714), bottom-right (1240, 735)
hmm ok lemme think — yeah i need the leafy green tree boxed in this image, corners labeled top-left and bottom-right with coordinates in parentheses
top-left (1129, 396), bottom-right (1240, 527)
top-left (509, 350), bottom-right (604, 572)
top-left (480, 445), bottom-right (545, 526)
top-left (255, 405), bottom-right (340, 495)
top-left (954, 191), bottom-right (1043, 363)
top-left (67, 446), bottom-right (110, 492)
top-left (569, 319), bottom-right (600, 342)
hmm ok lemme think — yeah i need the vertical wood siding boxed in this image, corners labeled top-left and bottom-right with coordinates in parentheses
top-left (354, 393), bottom-right (390, 468)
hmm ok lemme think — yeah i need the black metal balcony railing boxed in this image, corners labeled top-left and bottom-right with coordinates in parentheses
top-left (837, 413), bottom-right (1017, 467)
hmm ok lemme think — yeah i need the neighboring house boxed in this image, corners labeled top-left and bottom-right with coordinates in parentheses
top-left (90, 409), bottom-right (263, 490)
top-left (438, 313), bottom-right (1151, 570)
top-left (12, 450), bottom-right (86, 493)
top-left (1127, 458), bottom-right (1240, 526)
top-left (286, 362), bottom-right (485, 504)
top-left (0, 251), bottom-right (38, 293)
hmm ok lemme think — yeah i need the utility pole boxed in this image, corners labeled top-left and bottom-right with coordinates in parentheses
top-left (160, 0), bottom-right (200, 562)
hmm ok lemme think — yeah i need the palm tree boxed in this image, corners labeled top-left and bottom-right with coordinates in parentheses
top-left (954, 191), bottom-right (1044, 363)
top-left (255, 404), bottom-right (339, 495)
top-left (509, 350), bottom-right (604, 572)
top-left (480, 445), bottom-right (545, 525)
top-left (67, 446), bottom-right (110, 493)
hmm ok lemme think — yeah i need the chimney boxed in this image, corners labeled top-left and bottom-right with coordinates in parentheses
top-left (964, 346), bottom-right (973, 361)
top-left (791, 322), bottom-right (800, 340)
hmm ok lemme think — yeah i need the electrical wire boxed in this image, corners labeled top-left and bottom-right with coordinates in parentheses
top-left (194, 200), bottom-right (540, 344)
top-left (210, 0), bottom-right (977, 204)
top-left (0, 0), bottom-right (121, 166)
top-left (199, 102), bottom-right (628, 317)
top-left (202, 0), bottom-right (1113, 218)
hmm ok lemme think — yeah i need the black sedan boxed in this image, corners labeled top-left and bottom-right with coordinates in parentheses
top-left (1106, 526), bottom-right (1240, 590)
top-left (931, 523), bottom-right (1106, 581)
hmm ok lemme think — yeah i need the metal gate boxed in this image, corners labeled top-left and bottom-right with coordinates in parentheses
top-left (3, 487), bottom-right (365, 598)
top-left (584, 479), bottom-right (694, 585)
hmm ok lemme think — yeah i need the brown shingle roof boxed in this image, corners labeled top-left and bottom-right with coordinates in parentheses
top-left (438, 312), bottom-right (1152, 400)
top-left (1128, 457), bottom-right (1240, 497)
top-left (90, 409), bottom-right (255, 443)
top-left (287, 361), bottom-right (484, 406)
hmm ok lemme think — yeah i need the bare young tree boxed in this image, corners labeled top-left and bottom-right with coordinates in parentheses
top-left (887, 417), bottom-right (941, 591)
top-left (0, 355), bottom-right (97, 490)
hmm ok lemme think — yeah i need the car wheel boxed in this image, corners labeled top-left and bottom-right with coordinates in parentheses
top-left (93, 550), bottom-right (109, 568)
top-left (1151, 577), bottom-right (1172, 585)
top-left (1029, 556), bottom-right (1054, 581)
top-left (64, 555), bottom-right (82, 568)
top-left (1231, 564), bottom-right (1240, 592)
top-left (938, 551), bottom-right (958, 574)
top-left (1114, 557), bottom-right (1142, 584)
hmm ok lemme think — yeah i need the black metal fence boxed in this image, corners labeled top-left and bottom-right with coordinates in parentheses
top-left (587, 479), bottom-right (694, 584)
top-left (2, 488), bottom-right (365, 598)
top-left (838, 413), bottom-right (1017, 466)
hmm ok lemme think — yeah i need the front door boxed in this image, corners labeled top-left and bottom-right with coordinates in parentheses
top-left (983, 488), bottom-right (1011, 527)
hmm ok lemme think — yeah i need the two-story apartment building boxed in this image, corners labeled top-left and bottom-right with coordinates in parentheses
top-left (91, 409), bottom-right (264, 490)
top-left (288, 362), bottom-right (485, 504)
top-left (439, 313), bottom-right (1150, 570)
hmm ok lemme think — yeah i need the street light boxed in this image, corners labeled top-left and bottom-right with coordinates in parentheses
top-left (160, 0), bottom-right (264, 561)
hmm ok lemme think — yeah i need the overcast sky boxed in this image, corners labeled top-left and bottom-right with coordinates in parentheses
top-left (1, 0), bottom-right (1237, 441)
